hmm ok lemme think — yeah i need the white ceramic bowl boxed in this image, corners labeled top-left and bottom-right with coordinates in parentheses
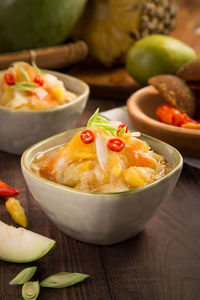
top-left (0, 71), bottom-right (89, 154)
top-left (21, 128), bottom-right (183, 245)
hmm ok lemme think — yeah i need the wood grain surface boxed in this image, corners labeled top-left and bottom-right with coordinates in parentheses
top-left (0, 97), bottom-right (200, 300)
top-left (1, 1), bottom-right (200, 299)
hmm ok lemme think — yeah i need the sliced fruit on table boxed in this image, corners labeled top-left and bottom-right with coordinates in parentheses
top-left (126, 35), bottom-right (196, 85)
top-left (0, 220), bottom-right (55, 263)
top-left (73, 0), bottom-right (176, 66)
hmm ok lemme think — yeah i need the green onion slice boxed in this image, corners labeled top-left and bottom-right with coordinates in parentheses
top-left (22, 281), bottom-right (40, 300)
top-left (9, 266), bottom-right (37, 285)
top-left (40, 272), bottom-right (89, 288)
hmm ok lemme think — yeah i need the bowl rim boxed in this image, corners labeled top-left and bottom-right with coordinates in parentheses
top-left (0, 70), bottom-right (89, 114)
top-left (21, 127), bottom-right (183, 197)
top-left (127, 85), bottom-right (200, 137)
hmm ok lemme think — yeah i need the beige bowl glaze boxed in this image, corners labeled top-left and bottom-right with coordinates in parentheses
top-left (127, 85), bottom-right (200, 158)
top-left (0, 71), bottom-right (89, 155)
top-left (21, 128), bottom-right (183, 245)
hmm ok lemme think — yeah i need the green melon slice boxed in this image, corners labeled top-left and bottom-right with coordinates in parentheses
top-left (0, 220), bottom-right (56, 263)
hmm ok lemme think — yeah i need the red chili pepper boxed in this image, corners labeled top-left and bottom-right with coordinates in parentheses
top-left (0, 180), bottom-right (19, 198)
top-left (156, 104), bottom-right (179, 125)
top-left (81, 130), bottom-right (95, 144)
top-left (156, 104), bottom-right (195, 127)
top-left (4, 73), bottom-right (15, 85)
top-left (107, 138), bottom-right (125, 152)
top-left (172, 112), bottom-right (191, 126)
top-left (117, 124), bottom-right (128, 135)
top-left (34, 75), bottom-right (44, 86)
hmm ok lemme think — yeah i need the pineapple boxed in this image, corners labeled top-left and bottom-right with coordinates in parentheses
top-left (73, 0), bottom-right (176, 66)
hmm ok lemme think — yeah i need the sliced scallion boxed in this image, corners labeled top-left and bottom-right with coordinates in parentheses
top-left (22, 281), bottom-right (40, 300)
top-left (19, 68), bottom-right (30, 82)
top-left (92, 122), bottom-right (117, 135)
top-left (118, 126), bottom-right (127, 136)
top-left (40, 272), bottom-right (89, 288)
top-left (9, 266), bottom-right (37, 285)
top-left (32, 61), bottom-right (43, 76)
top-left (86, 108), bottom-right (99, 128)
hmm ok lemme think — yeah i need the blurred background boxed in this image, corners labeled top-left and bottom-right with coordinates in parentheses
top-left (0, 0), bottom-right (199, 99)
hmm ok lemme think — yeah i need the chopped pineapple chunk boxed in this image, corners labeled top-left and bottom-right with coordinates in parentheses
top-left (122, 167), bottom-right (153, 188)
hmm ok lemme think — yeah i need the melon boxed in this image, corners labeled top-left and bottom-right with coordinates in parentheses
top-left (0, 0), bottom-right (87, 53)
top-left (0, 220), bottom-right (55, 263)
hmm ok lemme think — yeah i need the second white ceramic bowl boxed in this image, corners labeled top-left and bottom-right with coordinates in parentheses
top-left (21, 128), bottom-right (183, 245)
top-left (0, 70), bottom-right (89, 155)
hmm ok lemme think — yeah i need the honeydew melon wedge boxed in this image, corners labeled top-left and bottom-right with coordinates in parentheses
top-left (0, 220), bottom-right (56, 263)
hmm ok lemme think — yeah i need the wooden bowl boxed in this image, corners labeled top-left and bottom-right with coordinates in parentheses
top-left (127, 86), bottom-right (200, 158)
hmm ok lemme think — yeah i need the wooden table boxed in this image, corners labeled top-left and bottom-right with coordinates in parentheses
top-left (0, 96), bottom-right (200, 300)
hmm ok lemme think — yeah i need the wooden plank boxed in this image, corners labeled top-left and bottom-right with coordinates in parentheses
top-left (99, 165), bottom-right (200, 300)
top-left (0, 148), bottom-right (111, 300)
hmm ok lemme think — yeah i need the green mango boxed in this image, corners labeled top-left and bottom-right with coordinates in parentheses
top-left (0, 0), bottom-right (87, 53)
top-left (126, 34), bottom-right (196, 86)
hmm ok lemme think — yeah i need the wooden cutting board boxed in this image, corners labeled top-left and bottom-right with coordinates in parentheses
top-left (69, 0), bottom-right (200, 99)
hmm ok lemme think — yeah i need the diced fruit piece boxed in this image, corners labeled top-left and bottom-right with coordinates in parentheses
top-left (0, 87), bottom-right (15, 106)
top-left (122, 167), bottom-right (153, 188)
top-left (5, 197), bottom-right (27, 227)
top-left (79, 161), bottom-right (93, 172)
top-left (62, 132), bottom-right (96, 160)
top-left (106, 152), bottom-right (122, 177)
top-left (49, 84), bottom-right (63, 102)
top-left (9, 266), bottom-right (37, 285)
top-left (129, 150), bottom-right (157, 170)
top-left (0, 220), bottom-right (56, 263)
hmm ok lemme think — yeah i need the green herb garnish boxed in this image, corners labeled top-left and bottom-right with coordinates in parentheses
top-left (86, 108), bottom-right (99, 128)
top-left (86, 108), bottom-right (117, 135)
top-left (15, 82), bottom-right (38, 92)
top-left (118, 126), bottom-right (127, 136)
top-left (40, 272), bottom-right (89, 288)
top-left (19, 68), bottom-right (30, 82)
top-left (22, 281), bottom-right (40, 300)
top-left (92, 122), bottom-right (117, 135)
top-left (9, 266), bottom-right (37, 285)
top-left (32, 61), bottom-right (43, 76)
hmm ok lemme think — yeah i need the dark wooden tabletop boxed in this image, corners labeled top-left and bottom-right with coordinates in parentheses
top-left (0, 96), bottom-right (200, 300)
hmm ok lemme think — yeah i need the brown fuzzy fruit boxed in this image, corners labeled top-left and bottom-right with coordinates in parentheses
top-left (177, 57), bottom-right (200, 82)
top-left (148, 75), bottom-right (196, 117)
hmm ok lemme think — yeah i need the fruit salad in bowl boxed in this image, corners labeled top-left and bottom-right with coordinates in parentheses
top-left (0, 62), bottom-right (77, 110)
top-left (0, 62), bottom-right (89, 154)
top-left (31, 109), bottom-right (171, 193)
top-left (22, 110), bottom-right (182, 245)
